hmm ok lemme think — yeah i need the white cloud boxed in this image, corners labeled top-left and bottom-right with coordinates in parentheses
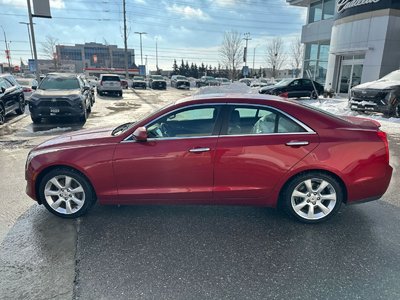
top-left (0, 0), bottom-right (65, 9)
top-left (167, 4), bottom-right (210, 21)
top-left (211, 0), bottom-right (237, 7)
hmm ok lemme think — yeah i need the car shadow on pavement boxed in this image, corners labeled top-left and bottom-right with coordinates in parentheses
top-left (1, 202), bottom-right (400, 300)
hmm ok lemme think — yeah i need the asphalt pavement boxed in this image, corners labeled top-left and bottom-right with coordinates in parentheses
top-left (1, 91), bottom-right (400, 300)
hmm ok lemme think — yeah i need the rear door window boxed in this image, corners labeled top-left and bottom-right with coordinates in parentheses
top-left (102, 76), bottom-right (120, 82)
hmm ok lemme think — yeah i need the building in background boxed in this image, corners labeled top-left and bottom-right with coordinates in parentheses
top-left (56, 42), bottom-right (138, 76)
top-left (287, 0), bottom-right (400, 94)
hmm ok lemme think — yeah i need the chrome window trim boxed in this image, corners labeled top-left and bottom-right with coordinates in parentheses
top-left (122, 102), bottom-right (316, 143)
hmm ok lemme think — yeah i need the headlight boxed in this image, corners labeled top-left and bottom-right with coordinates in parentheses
top-left (67, 94), bottom-right (82, 101)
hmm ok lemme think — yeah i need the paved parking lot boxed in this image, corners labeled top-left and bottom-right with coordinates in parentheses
top-left (0, 88), bottom-right (400, 299)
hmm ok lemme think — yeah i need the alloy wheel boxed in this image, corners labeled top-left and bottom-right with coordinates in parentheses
top-left (44, 175), bottom-right (86, 215)
top-left (290, 178), bottom-right (337, 221)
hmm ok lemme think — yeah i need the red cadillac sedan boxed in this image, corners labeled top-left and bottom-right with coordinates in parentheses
top-left (25, 94), bottom-right (392, 223)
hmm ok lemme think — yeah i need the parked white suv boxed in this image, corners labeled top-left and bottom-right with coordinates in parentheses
top-left (97, 74), bottom-right (122, 97)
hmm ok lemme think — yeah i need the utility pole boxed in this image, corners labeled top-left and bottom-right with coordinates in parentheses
top-left (122, 0), bottom-right (129, 78)
top-left (243, 32), bottom-right (251, 67)
top-left (252, 47), bottom-right (256, 77)
top-left (145, 55), bottom-right (148, 76)
top-left (27, 0), bottom-right (40, 83)
top-left (1, 26), bottom-right (12, 73)
top-left (155, 37), bottom-right (159, 73)
top-left (134, 32), bottom-right (147, 65)
top-left (19, 22), bottom-right (34, 59)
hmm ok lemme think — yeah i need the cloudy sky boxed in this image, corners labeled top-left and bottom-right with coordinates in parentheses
top-left (0, 0), bottom-right (306, 71)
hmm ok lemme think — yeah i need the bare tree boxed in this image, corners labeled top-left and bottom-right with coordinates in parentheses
top-left (219, 31), bottom-right (244, 80)
top-left (41, 35), bottom-right (59, 70)
top-left (290, 37), bottom-right (303, 77)
top-left (265, 37), bottom-right (286, 78)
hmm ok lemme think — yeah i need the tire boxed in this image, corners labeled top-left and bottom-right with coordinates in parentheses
top-left (311, 90), bottom-right (318, 100)
top-left (119, 92), bottom-right (123, 97)
top-left (282, 172), bottom-right (343, 223)
top-left (79, 108), bottom-right (87, 123)
top-left (39, 167), bottom-right (96, 218)
top-left (15, 96), bottom-right (26, 115)
top-left (31, 116), bottom-right (41, 124)
top-left (0, 104), bottom-right (5, 125)
top-left (392, 104), bottom-right (400, 118)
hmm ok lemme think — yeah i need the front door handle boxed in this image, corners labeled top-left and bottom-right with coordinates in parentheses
top-left (286, 141), bottom-right (309, 146)
top-left (189, 147), bottom-right (210, 153)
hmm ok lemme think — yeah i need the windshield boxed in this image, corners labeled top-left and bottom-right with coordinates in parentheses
top-left (152, 75), bottom-right (164, 80)
top-left (134, 76), bottom-right (144, 80)
top-left (176, 76), bottom-right (186, 80)
top-left (39, 76), bottom-right (80, 90)
top-left (379, 71), bottom-right (400, 82)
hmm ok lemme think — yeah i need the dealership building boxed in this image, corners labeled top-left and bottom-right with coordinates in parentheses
top-left (287, 0), bottom-right (400, 93)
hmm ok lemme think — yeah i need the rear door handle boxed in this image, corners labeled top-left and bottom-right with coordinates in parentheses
top-left (189, 147), bottom-right (210, 153)
top-left (286, 141), bottom-right (309, 146)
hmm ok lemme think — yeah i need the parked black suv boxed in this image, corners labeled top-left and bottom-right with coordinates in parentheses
top-left (0, 74), bottom-right (25, 125)
top-left (148, 75), bottom-right (167, 90)
top-left (349, 70), bottom-right (400, 117)
top-left (259, 78), bottom-right (323, 99)
top-left (28, 73), bottom-right (92, 124)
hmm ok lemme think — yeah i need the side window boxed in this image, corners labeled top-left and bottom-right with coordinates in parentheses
top-left (146, 106), bottom-right (220, 139)
top-left (302, 79), bottom-right (312, 87)
top-left (226, 105), bottom-right (307, 135)
top-left (0, 78), bottom-right (12, 90)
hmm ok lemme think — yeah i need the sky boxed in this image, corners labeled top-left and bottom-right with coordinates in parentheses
top-left (0, 0), bottom-right (306, 71)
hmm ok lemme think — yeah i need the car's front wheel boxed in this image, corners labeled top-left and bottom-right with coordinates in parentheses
top-left (311, 90), bottom-right (319, 99)
top-left (39, 168), bottom-right (95, 218)
top-left (0, 105), bottom-right (5, 125)
top-left (282, 172), bottom-right (343, 223)
top-left (15, 96), bottom-right (26, 115)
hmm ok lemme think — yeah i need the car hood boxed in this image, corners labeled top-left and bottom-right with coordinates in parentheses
top-left (32, 89), bottom-right (81, 97)
top-left (34, 127), bottom-right (115, 150)
top-left (134, 80), bottom-right (146, 83)
top-left (353, 80), bottom-right (400, 90)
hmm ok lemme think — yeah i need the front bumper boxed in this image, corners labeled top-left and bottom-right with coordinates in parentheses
top-left (133, 82), bottom-right (146, 88)
top-left (151, 81), bottom-right (167, 89)
top-left (176, 81), bottom-right (190, 89)
top-left (29, 99), bottom-right (85, 118)
top-left (349, 99), bottom-right (390, 114)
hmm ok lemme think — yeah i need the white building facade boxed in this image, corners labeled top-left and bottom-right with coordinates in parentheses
top-left (288, 0), bottom-right (400, 93)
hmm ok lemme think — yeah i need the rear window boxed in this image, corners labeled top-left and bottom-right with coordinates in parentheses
top-left (39, 76), bottom-right (80, 90)
top-left (101, 76), bottom-right (120, 82)
top-left (16, 79), bottom-right (31, 86)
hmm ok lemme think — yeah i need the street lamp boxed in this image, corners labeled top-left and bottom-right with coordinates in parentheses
top-left (19, 21), bottom-right (35, 59)
top-left (134, 32), bottom-right (147, 65)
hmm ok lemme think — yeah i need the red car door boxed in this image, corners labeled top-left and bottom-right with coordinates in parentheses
top-left (213, 104), bottom-right (319, 205)
top-left (113, 105), bottom-right (223, 203)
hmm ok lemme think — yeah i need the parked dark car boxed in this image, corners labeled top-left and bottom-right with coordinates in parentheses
top-left (349, 70), bottom-right (400, 117)
top-left (171, 75), bottom-right (190, 89)
top-left (148, 75), bottom-right (167, 90)
top-left (132, 76), bottom-right (147, 89)
top-left (0, 74), bottom-right (26, 125)
top-left (25, 94), bottom-right (392, 223)
top-left (259, 78), bottom-right (324, 99)
top-left (195, 76), bottom-right (220, 88)
top-left (28, 73), bottom-right (92, 124)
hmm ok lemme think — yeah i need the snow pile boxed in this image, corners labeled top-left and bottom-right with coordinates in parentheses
top-left (195, 82), bottom-right (257, 95)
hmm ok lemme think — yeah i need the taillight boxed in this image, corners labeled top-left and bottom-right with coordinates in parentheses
top-left (377, 130), bottom-right (389, 163)
top-left (279, 92), bottom-right (288, 98)
top-left (23, 87), bottom-right (32, 92)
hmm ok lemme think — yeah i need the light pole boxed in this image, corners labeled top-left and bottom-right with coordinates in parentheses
top-left (19, 21), bottom-right (35, 59)
top-left (155, 37), bottom-right (159, 73)
top-left (27, 0), bottom-right (40, 83)
top-left (252, 44), bottom-right (260, 77)
top-left (134, 32), bottom-right (147, 65)
top-left (243, 32), bottom-right (251, 78)
top-left (1, 26), bottom-right (12, 73)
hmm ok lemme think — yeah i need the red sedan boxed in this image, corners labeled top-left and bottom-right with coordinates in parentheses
top-left (25, 94), bottom-right (392, 223)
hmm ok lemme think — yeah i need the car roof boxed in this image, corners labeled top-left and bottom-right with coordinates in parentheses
top-left (175, 93), bottom-right (284, 104)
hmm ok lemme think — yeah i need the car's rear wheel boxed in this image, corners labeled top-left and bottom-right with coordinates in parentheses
top-left (393, 104), bottom-right (400, 118)
top-left (0, 105), bottom-right (5, 125)
top-left (15, 96), bottom-right (26, 115)
top-left (311, 90), bottom-right (319, 100)
top-left (282, 172), bottom-right (343, 223)
top-left (79, 108), bottom-right (87, 123)
top-left (39, 168), bottom-right (95, 218)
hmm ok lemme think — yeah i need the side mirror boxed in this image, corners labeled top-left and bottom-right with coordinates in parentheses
top-left (1, 87), bottom-right (5, 94)
top-left (133, 126), bottom-right (148, 142)
top-left (32, 86), bottom-right (37, 90)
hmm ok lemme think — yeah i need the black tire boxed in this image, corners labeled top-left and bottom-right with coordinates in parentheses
top-left (15, 96), bottom-right (26, 115)
top-left (87, 101), bottom-right (92, 113)
top-left (119, 92), bottom-right (123, 97)
top-left (79, 108), bottom-right (87, 123)
top-left (311, 90), bottom-right (318, 100)
top-left (281, 172), bottom-right (343, 223)
top-left (0, 104), bottom-right (5, 125)
top-left (31, 116), bottom-right (41, 124)
top-left (392, 104), bottom-right (400, 118)
top-left (39, 167), bottom-right (96, 218)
